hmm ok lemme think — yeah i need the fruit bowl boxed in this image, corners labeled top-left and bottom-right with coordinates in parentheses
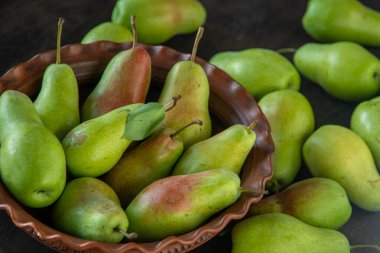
top-left (0, 41), bottom-right (274, 253)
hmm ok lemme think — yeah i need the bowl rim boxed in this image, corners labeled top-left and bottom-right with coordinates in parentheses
top-left (0, 41), bottom-right (274, 253)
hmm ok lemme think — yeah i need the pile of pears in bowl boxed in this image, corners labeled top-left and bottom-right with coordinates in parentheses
top-left (0, 18), bottom-right (274, 253)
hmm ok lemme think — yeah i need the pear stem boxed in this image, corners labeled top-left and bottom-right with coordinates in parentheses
top-left (190, 27), bottom-right (204, 62)
top-left (277, 48), bottom-right (297, 54)
top-left (56, 18), bottom-right (65, 64)
top-left (240, 187), bottom-right (269, 195)
top-left (171, 120), bottom-right (203, 138)
top-left (131, 15), bottom-right (137, 48)
top-left (115, 227), bottom-right (138, 240)
top-left (351, 244), bottom-right (380, 252)
top-left (247, 120), bottom-right (258, 131)
top-left (164, 95), bottom-right (182, 112)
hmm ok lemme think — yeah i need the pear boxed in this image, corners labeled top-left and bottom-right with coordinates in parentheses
top-left (81, 21), bottom-right (133, 44)
top-left (63, 101), bottom-right (169, 177)
top-left (62, 103), bottom-right (142, 178)
top-left (172, 123), bottom-right (256, 175)
top-left (294, 42), bottom-right (380, 102)
top-left (232, 213), bottom-right (350, 253)
top-left (52, 177), bottom-right (134, 243)
top-left (0, 90), bottom-right (66, 208)
top-left (258, 90), bottom-right (315, 192)
top-left (209, 48), bottom-right (300, 100)
top-left (125, 169), bottom-right (241, 242)
top-left (82, 16), bottom-right (151, 121)
top-left (158, 27), bottom-right (211, 149)
top-left (249, 178), bottom-right (352, 229)
top-left (34, 18), bottom-right (80, 140)
top-left (111, 0), bottom-right (206, 44)
top-left (351, 96), bottom-right (380, 167)
top-left (104, 120), bottom-right (202, 207)
top-left (303, 125), bottom-right (380, 211)
top-left (303, 0), bottom-right (380, 46)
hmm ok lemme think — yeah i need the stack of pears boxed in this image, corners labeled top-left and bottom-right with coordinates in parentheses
top-left (101, 27), bottom-right (258, 241)
top-left (9, 0), bottom-right (380, 250)
top-left (229, 0), bottom-right (380, 250)
top-left (0, 17), bottom-right (261, 247)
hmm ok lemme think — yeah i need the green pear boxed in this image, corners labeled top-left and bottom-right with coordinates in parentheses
top-left (303, 125), bottom-right (380, 211)
top-left (34, 18), bottom-right (80, 140)
top-left (0, 90), bottom-right (66, 208)
top-left (126, 169), bottom-right (241, 242)
top-left (111, 0), bottom-right (206, 44)
top-left (63, 101), bottom-right (168, 178)
top-left (249, 178), bottom-right (352, 229)
top-left (210, 48), bottom-right (300, 100)
top-left (158, 28), bottom-right (211, 149)
top-left (258, 90), bottom-right (314, 192)
top-left (232, 213), bottom-right (350, 253)
top-left (82, 17), bottom-right (151, 121)
top-left (172, 123), bottom-right (256, 175)
top-left (351, 96), bottom-right (380, 167)
top-left (62, 103), bottom-right (142, 178)
top-left (52, 177), bottom-right (133, 243)
top-left (294, 42), bottom-right (380, 102)
top-left (104, 121), bottom-right (202, 207)
top-left (303, 0), bottom-right (380, 46)
top-left (81, 21), bottom-right (133, 44)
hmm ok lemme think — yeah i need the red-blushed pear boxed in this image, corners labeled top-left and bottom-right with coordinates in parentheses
top-left (125, 169), bottom-right (241, 242)
top-left (81, 16), bottom-right (151, 121)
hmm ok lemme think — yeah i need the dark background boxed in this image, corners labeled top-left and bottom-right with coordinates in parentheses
top-left (1, 0), bottom-right (380, 252)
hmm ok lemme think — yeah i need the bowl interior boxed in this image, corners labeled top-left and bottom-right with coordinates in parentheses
top-left (0, 41), bottom-right (274, 253)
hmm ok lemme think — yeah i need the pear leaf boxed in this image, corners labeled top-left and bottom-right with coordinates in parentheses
top-left (124, 102), bottom-right (165, 140)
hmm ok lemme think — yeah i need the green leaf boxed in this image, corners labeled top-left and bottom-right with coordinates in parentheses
top-left (124, 102), bottom-right (165, 140)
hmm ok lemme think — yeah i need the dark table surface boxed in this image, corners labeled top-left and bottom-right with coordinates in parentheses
top-left (1, 0), bottom-right (380, 252)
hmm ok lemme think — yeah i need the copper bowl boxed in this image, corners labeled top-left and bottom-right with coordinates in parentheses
top-left (0, 42), bottom-right (274, 253)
